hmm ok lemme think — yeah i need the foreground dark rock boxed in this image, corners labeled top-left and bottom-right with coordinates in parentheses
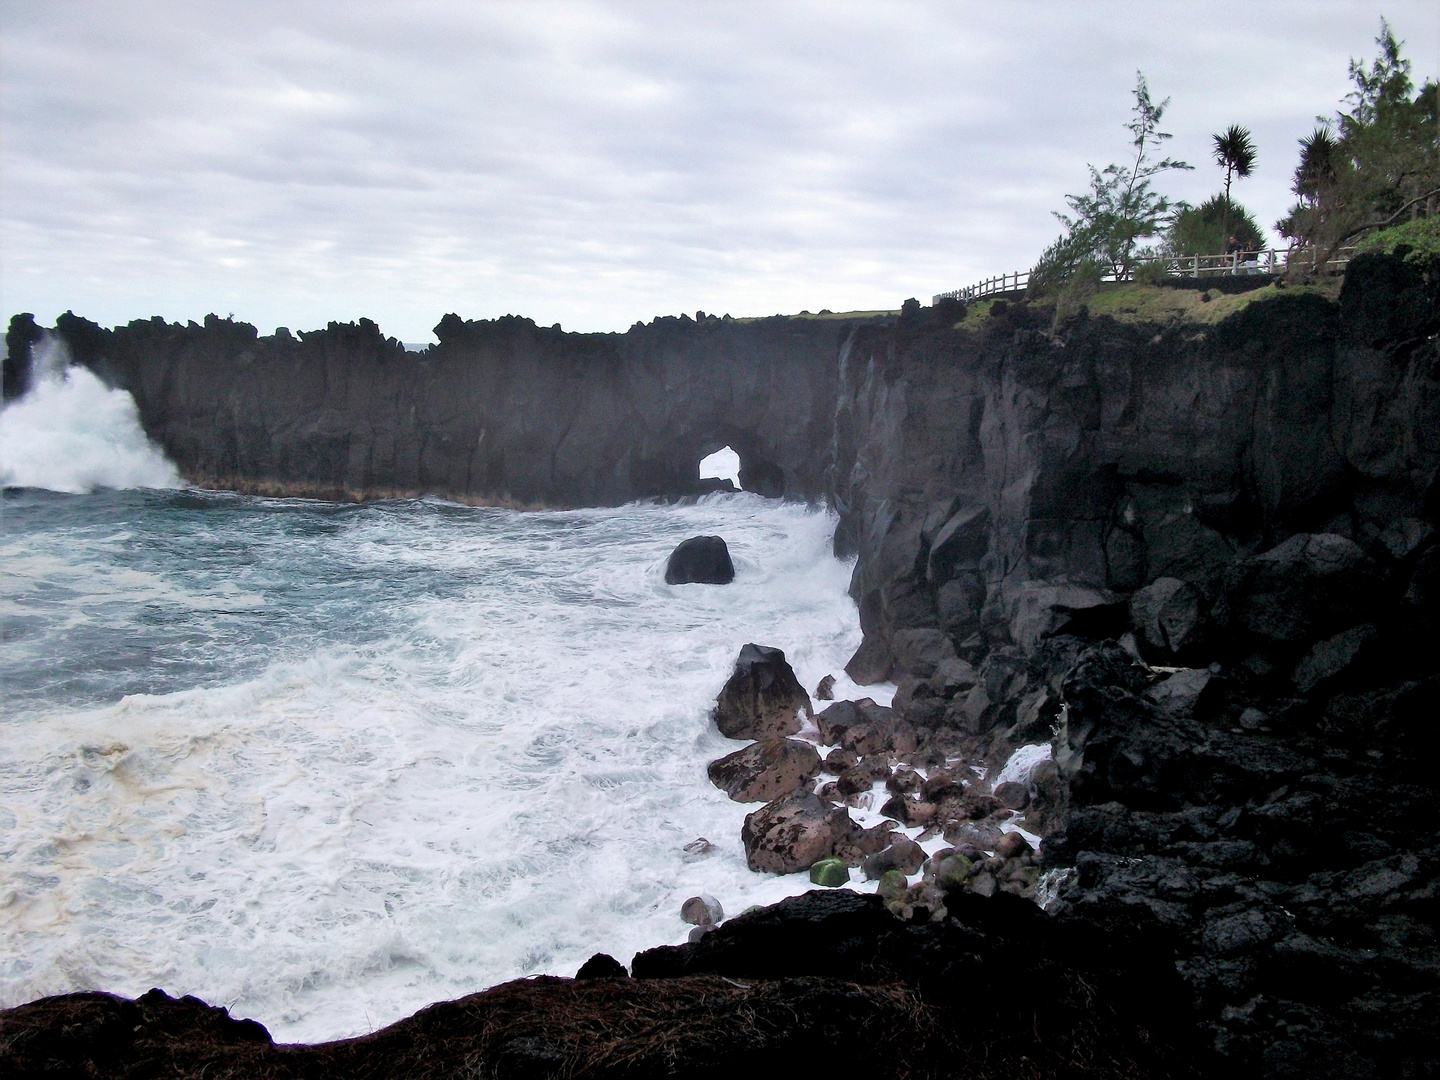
top-left (1, 891), bottom-right (1204, 1079)
top-left (664, 535), bottom-right (735, 584)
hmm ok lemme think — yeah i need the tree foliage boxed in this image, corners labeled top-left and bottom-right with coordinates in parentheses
top-left (1169, 195), bottom-right (1263, 255)
top-left (1277, 20), bottom-right (1439, 255)
top-left (1032, 72), bottom-right (1192, 290)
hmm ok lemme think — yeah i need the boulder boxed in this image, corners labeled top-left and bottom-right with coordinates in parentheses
top-left (1292, 623), bottom-right (1378, 693)
top-left (877, 868), bottom-right (909, 900)
top-left (713, 644), bottom-right (812, 740)
top-left (844, 633), bottom-right (893, 685)
top-left (930, 655), bottom-right (979, 695)
top-left (741, 789), bottom-right (852, 874)
top-left (861, 838), bottom-right (926, 880)
top-left (815, 697), bottom-right (903, 754)
top-left (681, 895), bottom-right (724, 926)
top-left (1143, 668), bottom-right (1216, 720)
top-left (576, 953), bottom-right (629, 979)
top-left (664, 535), bottom-right (736, 585)
top-left (814, 674), bottom-right (836, 700)
top-left (808, 856), bottom-right (850, 887)
top-left (1129, 577), bottom-right (1205, 656)
top-left (706, 738), bottom-right (821, 803)
top-left (993, 781), bottom-right (1029, 810)
top-left (995, 832), bottom-right (1032, 860)
top-left (1008, 583), bottom-right (1125, 653)
top-left (1222, 533), bottom-right (1382, 644)
top-left (890, 628), bottom-right (957, 680)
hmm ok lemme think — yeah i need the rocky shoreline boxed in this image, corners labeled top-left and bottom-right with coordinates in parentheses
top-left (1, 890), bottom-right (1206, 1079)
top-left (5, 251), bottom-right (1438, 1076)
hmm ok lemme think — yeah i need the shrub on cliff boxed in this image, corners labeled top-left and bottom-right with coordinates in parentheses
top-left (1277, 20), bottom-right (1439, 260)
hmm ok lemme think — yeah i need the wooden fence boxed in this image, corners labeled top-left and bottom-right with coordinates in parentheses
top-left (932, 246), bottom-right (1357, 306)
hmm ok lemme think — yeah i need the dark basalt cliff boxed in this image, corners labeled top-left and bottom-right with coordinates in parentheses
top-left (5, 310), bottom-right (860, 504)
top-left (5, 254), bottom-right (1439, 1077)
top-left (827, 257), bottom-right (1440, 1077)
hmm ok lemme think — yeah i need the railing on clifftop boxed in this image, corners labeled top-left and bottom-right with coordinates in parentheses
top-left (932, 246), bottom-right (1357, 306)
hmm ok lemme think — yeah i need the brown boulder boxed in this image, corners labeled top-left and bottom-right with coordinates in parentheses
top-left (707, 738), bottom-right (821, 803)
top-left (741, 789), bottom-right (852, 874)
top-left (713, 644), bottom-right (812, 741)
top-left (862, 838), bottom-right (927, 880)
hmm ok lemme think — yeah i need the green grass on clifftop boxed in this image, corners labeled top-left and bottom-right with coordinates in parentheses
top-left (955, 278), bottom-right (1340, 331)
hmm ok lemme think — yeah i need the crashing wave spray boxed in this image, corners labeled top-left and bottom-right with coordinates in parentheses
top-left (0, 334), bottom-right (181, 493)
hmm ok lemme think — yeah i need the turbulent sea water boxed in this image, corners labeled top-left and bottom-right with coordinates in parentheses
top-left (0, 358), bottom-right (887, 1042)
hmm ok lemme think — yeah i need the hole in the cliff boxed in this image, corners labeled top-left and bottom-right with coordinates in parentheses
top-left (698, 445), bottom-right (741, 491)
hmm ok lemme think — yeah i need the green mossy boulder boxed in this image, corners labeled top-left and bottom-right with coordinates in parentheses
top-left (809, 856), bottom-right (850, 887)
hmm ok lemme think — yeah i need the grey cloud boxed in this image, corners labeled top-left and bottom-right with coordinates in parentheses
top-left (2, 0), bottom-right (1433, 340)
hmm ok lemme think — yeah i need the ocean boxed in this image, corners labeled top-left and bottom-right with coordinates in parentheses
top-left (0, 356), bottom-right (888, 1042)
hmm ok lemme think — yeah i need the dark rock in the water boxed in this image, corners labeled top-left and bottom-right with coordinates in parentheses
top-left (741, 789), bottom-right (852, 874)
top-left (576, 952), bottom-right (629, 979)
top-left (815, 698), bottom-right (903, 755)
top-left (706, 738), bottom-right (820, 803)
top-left (844, 633), bottom-right (893, 685)
top-left (682, 837), bottom-right (715, 860)
top-left (738, 457), bottom-right (786, 497)
top-left (713, 644), bottom-right (811, 741)
top-left (1222, 533), bottom-right (1383, 645)
top-left (680, 895), bottom-right (724, 927)
top-left (814, 673), bottom-right (836, 700)
top-left (664, 535), bottom-right (736, 585)
top-left (3, 313), bottom-right (43, 401)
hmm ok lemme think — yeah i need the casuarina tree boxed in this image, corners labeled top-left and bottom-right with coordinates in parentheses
top-left (1031, 72), bottom-right (1192, 289)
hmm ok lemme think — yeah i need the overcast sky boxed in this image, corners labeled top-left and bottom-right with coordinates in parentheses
top-left (2, 1), bottom-right (1436, 341)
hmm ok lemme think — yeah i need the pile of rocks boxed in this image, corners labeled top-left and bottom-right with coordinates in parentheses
top-left (702, 642), bottom-right (1050, 921)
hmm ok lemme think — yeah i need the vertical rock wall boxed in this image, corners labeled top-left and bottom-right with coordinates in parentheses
top-left (20, 311), bottom-right (861, 506)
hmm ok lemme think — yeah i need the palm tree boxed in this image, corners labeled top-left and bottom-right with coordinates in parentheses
top-left (1212, 124), bottom-right (1258, 249)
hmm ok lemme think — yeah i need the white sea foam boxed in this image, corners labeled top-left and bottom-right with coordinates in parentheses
top-left (1, 490), bottom-right (884, 1042)
top-left (0, 338), bottom-right (181, 493)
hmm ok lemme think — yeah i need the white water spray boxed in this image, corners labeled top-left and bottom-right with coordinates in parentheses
top-left (0, 336), bottom-right (181, 493)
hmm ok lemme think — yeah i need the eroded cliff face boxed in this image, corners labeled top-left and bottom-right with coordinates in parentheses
top-left (830, 257), bottom-right (1440, 1076)
top-left (831, 266), bottom-right (1437, 674)
top-left (14, 311), bottom-right (860, 506)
